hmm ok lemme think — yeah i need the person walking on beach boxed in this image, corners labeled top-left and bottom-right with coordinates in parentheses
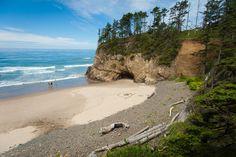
top-left (48, 81), bottom-right (53, 89)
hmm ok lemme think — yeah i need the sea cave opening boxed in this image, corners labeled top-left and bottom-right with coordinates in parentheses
top-left (119, 71), bottom-right (134, 80)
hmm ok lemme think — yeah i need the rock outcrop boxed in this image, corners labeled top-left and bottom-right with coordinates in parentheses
top-left (86, 40), bottom-right (205, 84)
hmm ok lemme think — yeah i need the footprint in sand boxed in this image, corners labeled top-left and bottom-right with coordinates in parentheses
top-left (117, 93), bottom-right (135, 98)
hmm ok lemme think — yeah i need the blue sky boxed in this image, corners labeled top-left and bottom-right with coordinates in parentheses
top-left (0, 0), bottom-right (207, 49)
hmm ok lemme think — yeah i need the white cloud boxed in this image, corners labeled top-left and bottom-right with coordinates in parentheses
top-left (58, 0), bottom-right (160, 19)
top-left (0, 30), bottom-right (96, 49)
top-left (3, 27), bottom-right (24, 32)
top-left (129, 0), bottom-right (156, 10)
top-left (59, 0), bottom-right (207, 28)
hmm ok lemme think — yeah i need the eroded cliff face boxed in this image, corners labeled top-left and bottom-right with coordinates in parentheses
top-left (86, 40), bottom-right (205, 84)
top-left (175, 40), bottom-right (206, 76)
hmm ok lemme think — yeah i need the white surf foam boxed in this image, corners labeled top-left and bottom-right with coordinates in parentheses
top-left (56, 68), bottom-right (66, 72)
top-left (0, 66), bottom-right (56, 73)
top-left (64, 64), bottom-right (92, 68)
top-left (23, 70), bottom-right (55, 75)
top-left (0, 74), bottom-right (84, 88)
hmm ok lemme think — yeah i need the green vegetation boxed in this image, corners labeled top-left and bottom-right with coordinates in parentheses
top-left (105, 0), bottom-right (236, 156)
top-left (98, 0), bottom-right (190, 65)
top-left (107, 145), bottom-right (155, 157)
top-left (179, 29), bottom-right (203, 41)
top-left (158, 84), bottom-right (236, 156)
top-left (176, 76), bottom-right (203, 91)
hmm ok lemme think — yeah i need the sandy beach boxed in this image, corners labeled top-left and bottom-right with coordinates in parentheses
top-left (1, 80), bottom-right (193, 157)
top-left (0, 79), bottom-right (155, 153)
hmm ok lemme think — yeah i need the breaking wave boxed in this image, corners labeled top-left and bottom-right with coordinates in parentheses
top-left (0, 74), bottom-right (84, 88)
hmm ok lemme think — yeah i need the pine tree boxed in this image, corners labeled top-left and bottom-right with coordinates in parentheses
top-left (202, 0), bottom-right (224, 48)
top-left (219, 0), bottom-right (236, 66)
top-left (133, 12), bottom-right (142, 35)
top-left (151, 7), bottom-right (162, 30)
top-left (119, 13), bottom-right (133, 37)
top-left (220, 0), bottom-right (236, 44)
top-left (103, 23), bottom-right (112, 42)
top-left (111, 20), bottom-right (119, 39)
top-left (98, 29), bottom-right (101, 44)
top-left (170, 0), bottom-right (189, 31)
top-left (203, 0), bottom-right (224, 29)
top-left (161, 8), bottom-right (168, 23)
top-left (133, 11), bottom-right (148, 34)
top-left (140, 11), bottom-right (148, 33)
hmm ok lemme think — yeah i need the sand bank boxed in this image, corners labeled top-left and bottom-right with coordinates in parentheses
top-left (0, 79), bottom-right (155, 153)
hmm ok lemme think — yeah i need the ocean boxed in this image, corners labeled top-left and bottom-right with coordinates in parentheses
top-left (0, 49), bottom-right (95, 99)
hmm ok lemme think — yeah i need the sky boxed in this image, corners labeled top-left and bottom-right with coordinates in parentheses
top-left (0, 0), bottom-right (207, 50)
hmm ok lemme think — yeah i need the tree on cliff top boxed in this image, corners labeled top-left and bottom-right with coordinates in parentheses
top-left (119, 13), bottom-right (133, 38)
top-left (151, 7), bottom-right (168, 31)
top-left (170, 0), bottom-right (189, 31)
top-left (133, 11), bottom-right (148, 35)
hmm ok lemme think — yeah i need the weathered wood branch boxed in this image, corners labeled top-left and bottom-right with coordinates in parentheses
top-left (138, 127), bottom-right (167, 144)
top-left (147, 92), bottom-right (155, 99)
top-left (169, 99), bottom-right (186, 117)
top-left (127, 125), bottom-right (165, 143)
top-left (129, 126), bottom-right (149, 138)
top-left (99, 122), bottom-right (129, 135)
top-left (169, 99), bottom-right (185, 106)
top-left (170, 112), bottom-right (180, 124)
top-left (169, 107), bottom-right (174, 117)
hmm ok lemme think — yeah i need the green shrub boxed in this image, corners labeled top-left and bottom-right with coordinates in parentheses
top-left (188, 82), bottom-right (203, 90)
top-left (195, 84), bottom-right (236, 107)
top-left (176, 76), bottom-right (203, 91)
top-left (106, 145), bottom-right (155, 157)
top-left (193, 84), bottom-right (236, 146)
top-left (157, 122), bottom-right (203, 157)
top-left (179, 29), bottom-right (203, 41)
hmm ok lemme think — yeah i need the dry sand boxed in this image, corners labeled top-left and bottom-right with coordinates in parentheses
top-left (0, 126), bottom-right (37, 153)
top-left (0, 79), bottom-right (155, 153)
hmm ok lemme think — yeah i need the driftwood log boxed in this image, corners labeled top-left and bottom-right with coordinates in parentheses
top-left (99, 122), bottom-right (129, 135)
top-left (88, 112), bottom-right (181, 157)
top-left (147, 92), bottom-right (155, 99)
top-left (169, 99), bottom-right (186, 117)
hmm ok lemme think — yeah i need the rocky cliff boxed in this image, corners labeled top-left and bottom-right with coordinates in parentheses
top-left (86, 40), bottom-right (205, 84)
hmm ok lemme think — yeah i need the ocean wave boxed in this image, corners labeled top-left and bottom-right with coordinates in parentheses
top-left (0, 69), bottom-right (17, 73)
top-left (0, 66), bottom-right (56, 73)
top-left (84, 57), bottom-right (92, 60)
top-left (0, 74), bottom-right (84, 88)
top-left (23, 70), bottom-right (55, 75)
top-left (64, 64), bottom-right (92, 68)
top-left (56, 68), bottom-right (66, 72)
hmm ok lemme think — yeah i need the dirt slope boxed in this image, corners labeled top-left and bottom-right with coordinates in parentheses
top-left (175, 40), bottom-right (205, 76)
